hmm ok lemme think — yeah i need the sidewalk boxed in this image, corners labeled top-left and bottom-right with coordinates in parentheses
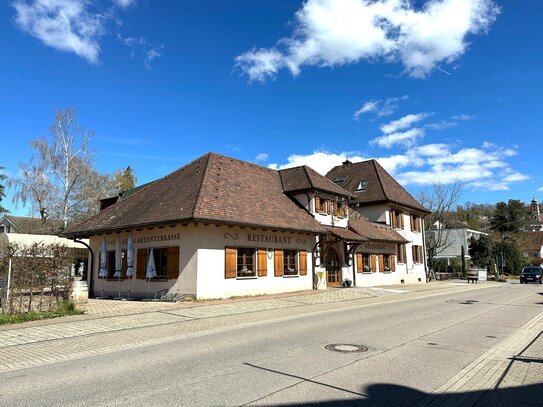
top-left (416, 307), bottom-right (543, 406)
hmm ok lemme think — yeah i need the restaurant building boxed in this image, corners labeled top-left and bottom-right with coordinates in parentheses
top-left (65, 152), bottom-right (427, 299)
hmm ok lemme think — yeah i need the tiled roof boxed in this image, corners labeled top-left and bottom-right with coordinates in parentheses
top-left (324, 226), bottom-right (367, 242)
top-left (0, 215), bottom-right (64, 235)
top-left (326, 159), bottom-right (429, 213)
top-left (65, 153), bottom-right (328, 237)
top-left (279, 166), bottom-right (353, 197)
top-left (349, 214), bottom-right (408, 243)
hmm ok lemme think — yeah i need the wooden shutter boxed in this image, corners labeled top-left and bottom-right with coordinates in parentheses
top-left (299, 250), bottom-right (307, 275)
top-left (417, 217), bottom-right (421, 232)
top-left (379, 255), bottom-right (384, 272)
top-left (400, 213), bottom-right (404, 229)
top-left (225, 247), bottom-right (237, 279)
top-left (391, 210), bottom-right (396, 227)
top-left (371, 255), bottom-right (377, 272)
top-left (167, 246), bottom-right (180, 279)
top-left (418, 246), bottom-right (423, 264)
top-left (274, 249), bottom-right (283, 277)
top-left (391, 255), bottom-right (396, 272)
top-left (257, 248), bottom-right (267, 277)
top-left (410, 214), bottom-right (415, 231)
top-left (136, 248), bottom-right (147, 279)
top-left (412, 246), bottom-right (416, 263)
top-left (315, 196), bottom-right (320, 213)
top-left (356, 253), bottom-right (362, 273)
top-left (326, 200), bottom-right (331, 215)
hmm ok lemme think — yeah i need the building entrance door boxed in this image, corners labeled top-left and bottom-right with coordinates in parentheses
top-left (325, 249), bottom-right (341, 287)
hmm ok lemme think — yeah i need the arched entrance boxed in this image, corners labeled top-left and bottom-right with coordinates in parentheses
top-left (325, 248), bottom-right (341, 287)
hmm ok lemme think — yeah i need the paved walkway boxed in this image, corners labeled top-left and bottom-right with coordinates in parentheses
top-left (1, 280), bottom-right (541, 406)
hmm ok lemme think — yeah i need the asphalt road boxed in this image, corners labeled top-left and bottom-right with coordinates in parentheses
top-left (1, 282), bottom-right (542, 406)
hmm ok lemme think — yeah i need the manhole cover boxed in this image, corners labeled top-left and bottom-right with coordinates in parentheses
top-left (325, 344), bottom-right (368, 353)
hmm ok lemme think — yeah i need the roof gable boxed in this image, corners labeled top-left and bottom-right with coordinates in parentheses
top-left (326, 160), bottom-right (429, 213)
top-left (279, 166), bottom-right (353, 197)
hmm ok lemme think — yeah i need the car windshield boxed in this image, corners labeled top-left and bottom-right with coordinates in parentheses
top-left (522, 268), bottom-right (541, 274)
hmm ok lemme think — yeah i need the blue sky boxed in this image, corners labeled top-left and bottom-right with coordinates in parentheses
top-left (1, 0), bottom-right (542, 216)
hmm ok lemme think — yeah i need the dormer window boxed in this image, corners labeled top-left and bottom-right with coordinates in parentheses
top-left (356, 180), bottom-right (368, 191)
top-left (315, 196), bottom-right (331, 215)
top-left (334, 175), bottom-right (347, 184)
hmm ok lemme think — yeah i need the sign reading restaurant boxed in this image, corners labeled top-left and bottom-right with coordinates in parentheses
top-left (247, 233), bottom-right (291, 244)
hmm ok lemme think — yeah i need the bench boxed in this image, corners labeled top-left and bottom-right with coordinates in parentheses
top-left (467, 269), bottom-right (479, 283)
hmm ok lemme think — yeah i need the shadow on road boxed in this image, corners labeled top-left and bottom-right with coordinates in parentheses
top-left (249, 383), bottom-right (543, 406)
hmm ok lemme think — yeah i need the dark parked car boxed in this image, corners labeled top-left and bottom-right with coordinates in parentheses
top-left (519, 266), bottom-right (543, 284)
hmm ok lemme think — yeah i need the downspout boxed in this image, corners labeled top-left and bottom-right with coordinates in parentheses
top-left (421, 214), bottom-right (429, 283)
top-left (73, 238), bottom-right (94, 298)
top-left (347, 243), bottom-right (361, 286)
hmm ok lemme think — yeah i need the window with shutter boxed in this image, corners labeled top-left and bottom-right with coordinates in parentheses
top-left (274, 249), bottom-right (283, 277)
top-left (315, 196), bottom-right (320, 213)
top-left (410, 214), bottom-right (415, 231)
top-left (167, 246), bottom-right (180, 279)
top-left (237, 248), bottom-right (256, 277)
top-left (283, 250), bottom-right (298, 276)
top-left (299, 250), bottom-right (307, 275)
top-left (391, 210), bottom-right (396, 227)
top-left (225, 247), bottom-right (237, 279)
top-left (257, 248), bottom-right (267, 277)
top-left (371, 255), bottom-right (377, 273)
top-left (379, 255), bottom-right (384, 272)
top-left (136, 249), bottom-right (147, 279)
top-left (356, 253), bottom-right (363, 273)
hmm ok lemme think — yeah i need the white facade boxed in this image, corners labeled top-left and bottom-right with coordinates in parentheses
top-left (353, 204), bottom-right (427, 284)
top-left (88, 224), bottom-right (315, 300)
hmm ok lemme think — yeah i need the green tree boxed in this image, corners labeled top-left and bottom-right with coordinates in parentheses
top-left (490, 199), bottom-right (526, 232)
top-left (113, 165), bottom-right (137, 194)
top-left (0, 166), bottom-right (8, 213)
top-left (493, 238), bottom-right (524, 275)
top-left (468, 235), bottom-right (494, 270)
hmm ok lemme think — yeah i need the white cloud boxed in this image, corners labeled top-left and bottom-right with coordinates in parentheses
top-left (353, 95), bottom-right (409, 119)
top-left (269, 151), bottom-right (368, 175)
top-left (117, 34), bottom-right (164, 69)
top-left (236, 0), bottom-right (500, 81)
top-left (144, 46), bottom-right (163, 69)
top-left (371, 128), bottom-right (425, 148)
top-left (255, 153), bottom-right (269, 163)
top-left (13, 0), bottom-right (154, 66)
top-left (13, 0), bottom-right (106, 64)
top-left (113, 0), bottom-right (135, 8)
top-left (270, 141), bottom-right (526, 193)
top-left (380, 113), bottom-right (430, 134)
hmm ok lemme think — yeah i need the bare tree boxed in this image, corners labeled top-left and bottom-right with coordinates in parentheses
top-left (8, 158), bottom-right (51, 221)
top-left (10, 108), bottom-right (118, 227)
top-left (0, 166), bottom-right (8, 213)
top-left (418, 181), bottom-right (464, 268)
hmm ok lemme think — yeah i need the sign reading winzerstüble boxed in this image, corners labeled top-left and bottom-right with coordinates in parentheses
top-left (361, 242), bottom-right (396, 254)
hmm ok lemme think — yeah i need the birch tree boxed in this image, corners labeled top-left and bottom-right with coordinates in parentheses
top-left (10, 108), bottom-right (117, 227)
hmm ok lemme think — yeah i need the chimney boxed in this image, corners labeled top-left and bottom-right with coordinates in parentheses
top-left (343, 159), bottom-right (352, 165)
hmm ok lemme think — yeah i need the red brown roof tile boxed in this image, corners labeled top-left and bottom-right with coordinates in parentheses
top-left (280, 166), bottom-right (353, 197)
top-left (65, 153), bottom-right (328, 237)
top-left (326, 159), bottom-right (429, 213)
top-left (349, 214), bottom-right (408, 243)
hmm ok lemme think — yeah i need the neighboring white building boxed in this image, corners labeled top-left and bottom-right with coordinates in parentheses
top-left (326, 159), bottom-right (430, 284)
top-left (65, 153), bottom-right (426, 300)
top-left (426, 227), bottom-right (487, 265)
